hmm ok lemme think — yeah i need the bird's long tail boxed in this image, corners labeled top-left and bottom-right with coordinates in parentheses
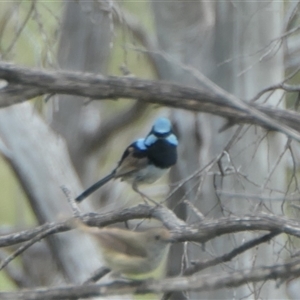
top-left (75, 172), bottom-right (115, 203)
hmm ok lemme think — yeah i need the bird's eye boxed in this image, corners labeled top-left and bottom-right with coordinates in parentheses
top-left (155, 235), bottom-right (160, 240)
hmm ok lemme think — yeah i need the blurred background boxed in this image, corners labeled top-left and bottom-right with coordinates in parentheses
top-left (0, 1), bottom-right (299, 299)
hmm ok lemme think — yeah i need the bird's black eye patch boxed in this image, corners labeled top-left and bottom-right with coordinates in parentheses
top-left (155, 235), bottom-right (161, 240)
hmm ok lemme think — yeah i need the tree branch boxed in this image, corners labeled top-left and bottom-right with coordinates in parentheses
top-left (162, 231), bottom-right (281, 300)
top-left (1, 258), bottom-right (300, 299)
top-left (0, 204), bottom-right (185, 248)
top-left (1, 205), bottom-right (300, 252)
top-left (184, 231), bottom-right (280, 275)
top-left (1, 63), bottom-right (300, 141)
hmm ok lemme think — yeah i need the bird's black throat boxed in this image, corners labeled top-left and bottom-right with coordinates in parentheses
top-left (147, 139), bottom-right (177, 168)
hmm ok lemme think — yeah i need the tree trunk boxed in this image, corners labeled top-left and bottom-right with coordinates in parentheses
top-left (151, 1), bottom-right (286, 299)
top-left (0, 103), bottom-right (103, 284)
top-left (51, 0), bottom-right (111, 190)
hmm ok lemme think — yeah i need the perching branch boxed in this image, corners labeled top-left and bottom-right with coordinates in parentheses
top-left (2, 63), bottom-right (300, 141)
top-left (0, 204), bottom-right (185, 248)
top-left (1, 204), bottom-right (300, 259)
top-left (0, 205), bottom-right (297, 298)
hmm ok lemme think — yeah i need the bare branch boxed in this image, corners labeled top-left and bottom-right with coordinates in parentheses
top-left (1, 206), bottom-right (300, 254)
top-left (162, 231), bottom-right (281, 300)
top-left (1, 258), bottom-right (300, 299)
top-left (174, 213), bottom-right (300, 243)
top-left (0, 226), bottom-right (59, 271)
top-left (184, 231), bottom-right (280, 275)
top-left (0, 204), bottom-right (185, 248)
top-left (1, 63), bottom-right (300, 141)
top-left (1, 1), bottom-right (35, 59)
top-left (0, 249), bottom-right (31, 288)
top-left (83, 267), bottom-right (110, 284)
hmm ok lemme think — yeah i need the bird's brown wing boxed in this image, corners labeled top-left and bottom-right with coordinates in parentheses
top-left (97, 229), bottom-right (147, 258)
top-left (114, 146), bottom-right (148, 178)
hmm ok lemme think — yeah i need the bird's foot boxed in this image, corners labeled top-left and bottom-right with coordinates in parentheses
top-left (132, 183), bottom-right (160, 206)
top-left (139, 191), bottom-right (160, 206)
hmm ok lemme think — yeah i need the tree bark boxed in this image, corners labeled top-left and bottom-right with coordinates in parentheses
top-left (0, 103), bottom-right (102, 284)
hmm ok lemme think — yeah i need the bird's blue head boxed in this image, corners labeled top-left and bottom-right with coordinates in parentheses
top-left (153, 117), bottom-right (172, 135)
top-left (145, 117), bottom-right (178, 147)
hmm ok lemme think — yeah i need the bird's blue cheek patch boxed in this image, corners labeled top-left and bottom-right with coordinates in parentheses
top-left (145, 134), bottom-right (157, 146)
top-left (136, 138), bottom-right (147, 150)
top-left (166, 134), bottom-right (178, 146)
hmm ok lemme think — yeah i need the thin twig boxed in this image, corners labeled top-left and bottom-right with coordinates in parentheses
top-left (184, 231), bottom-right (280, 275)
top-left (2, 1), bottom-right (35, 58)
top-left (83, 267), bottom-right (111, 284)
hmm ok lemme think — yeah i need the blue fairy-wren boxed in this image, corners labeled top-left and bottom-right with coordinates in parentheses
top-left (75, 117), bottom-right (178, 202)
